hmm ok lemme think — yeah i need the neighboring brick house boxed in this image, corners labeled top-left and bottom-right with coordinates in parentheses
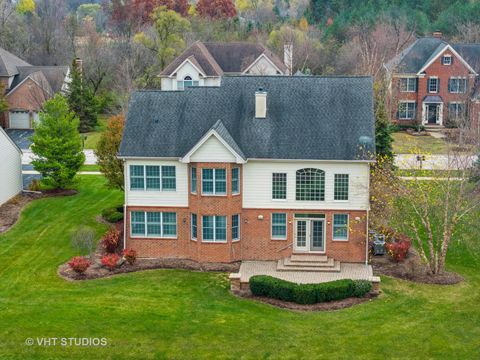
top-left (159, 41), bottom-right (291, 90)
top-left (0, 47), bottom-right (69, 129)
top-left (119, 76), bottom-right (375, 267)
top-left (384, 33), bottom-right (480, 128)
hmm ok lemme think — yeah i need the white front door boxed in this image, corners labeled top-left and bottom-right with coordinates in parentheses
top-left (294, 219), bottom-right (325, 253)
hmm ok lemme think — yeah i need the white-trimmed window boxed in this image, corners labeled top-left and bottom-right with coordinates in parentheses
top-left (398, 101), bottom-right (416, 120)
top-left (191, 213), bottom-right (197, 240)
top-left (295, 168), bottom-right (325, 201)
top-left (202, 168), bottom-right (226, 195)
top-left (428, 77), bottom-right (439, 93)
top-left (442, 55), bottom-right (452, 65)
top-left (129, 165), bottom-right (176, 191)
top-left (272, 173), bottom-right (287, 200)
top-left (130, 211), bottom-right (177, 238)
top-left (202, 215), bottom-right (227, 242)
top-left (231, 168), bottom-right (240, 194)
top-left (232, 214), bottom-right (240, 241)
top-left (271, 213), bottom-right (287, 239)
top-left (334, 174), bottom-right (349, 201)
top-left (177, 76), bottom-right (199, 90)
top-left (190, 167), bottom-right (197, 194)
top-left (448, 102), bottom-right (466, 121)
top-left (448, 77), bottom-right (467, 93)
top-left (399, 77), bottom-right (416, 92)
top-left (333, 214), bottom-right (349, 241)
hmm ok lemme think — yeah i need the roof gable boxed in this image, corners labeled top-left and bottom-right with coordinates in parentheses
top-left (417, 44), bottom-right (477, 75)
top-left (0, 47), bottom-right (31, 77)
top-left (120, 76), bottom-right (375, 161)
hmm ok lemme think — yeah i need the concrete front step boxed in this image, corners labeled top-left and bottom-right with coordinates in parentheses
top-left (290, 254), bottom-right (328, 263)
top-left (283, 257), bottom-right (334, 267)
top-left (277, 259), bottom-right (341, 272)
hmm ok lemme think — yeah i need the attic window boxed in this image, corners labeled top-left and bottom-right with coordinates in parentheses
top-left (442, 55), bottom-right (452, 65)
top-left (177, 76), bottom-right (199, 90)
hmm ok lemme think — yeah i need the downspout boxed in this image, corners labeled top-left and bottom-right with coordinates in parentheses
top-left (123, 158), bottom-right (127, 250)
top-left (365, 209), bottom-right (369, 266)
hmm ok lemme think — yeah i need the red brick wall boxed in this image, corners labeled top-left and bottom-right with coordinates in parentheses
top-left (390, 47), bottom-right (477, 125)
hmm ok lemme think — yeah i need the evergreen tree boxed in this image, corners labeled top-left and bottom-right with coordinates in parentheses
top-left (374, 81), bottom-right (394, 160)
top-left (0, 82), bottom-right (8, 113)
top-left (31, 94), bottom-right (85, 189)
top-left (67, 60), bottom-right (99, 133)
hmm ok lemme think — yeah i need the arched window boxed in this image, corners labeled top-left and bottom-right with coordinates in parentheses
top-left (183, 76), bottom-right (193, 88)
top-left (296, 168), bottom-right (325, 201)
top-left (177, 75), bottom-right (199, 90)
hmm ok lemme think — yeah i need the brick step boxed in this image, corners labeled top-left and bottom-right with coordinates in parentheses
top-left (276, 259), bottom-right (341, 272)
top-left (290, 254), bottom-right (328, 263)
top-left (283, 257), bottom-right (334, 267)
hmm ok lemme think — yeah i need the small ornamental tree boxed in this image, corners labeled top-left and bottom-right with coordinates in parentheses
top-left (102, 228), bottom-right (121, 253)
top-left (67, 59), bottom-right (99, 133)
top-left (31, 94), bottom-right (85, 189)
top-left (374, 81), bottom-right (394, 161)
top-left (95, 115), bottom-right (125, 190)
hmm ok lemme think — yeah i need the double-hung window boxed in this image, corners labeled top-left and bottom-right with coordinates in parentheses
top-left (177, 76), bottom-right (199, 90)
top-left (231, 168), bottom-right (240, 194)
top-left (130, 211), bottom-right (177, 238)
top-left (399, 77), bottom-right (416, 92)
top-left (232, 214), bottom-right (240, 241)
top-left (442, 55), bottom-right (452, 65)
top-left (202, 215), bottom-right (227, 242)
top-left (448, 102), bottom-right (465, 121)
top-left (202, 168), bottom-right (226, 195)
top-left (191, 167), bottom-right (197, 194)
top-left (272, 173), bottom-right (287, 200)
top-left (191, 214), bottom-right (197, 240)
top-left (448, 77), bottom-right (467, 93)
top-left (334, 174), bottom-right (349, 201)
top-left (271, 213), bottom-right (287, 239)
top-left (398, 102), bottom-right (416, 120)
top-left (428, 77), bottom-right (439, 93)
top-left (333, 214), bottom-right (349, 241)
top-left (129, 165), bottom-right (176, 191)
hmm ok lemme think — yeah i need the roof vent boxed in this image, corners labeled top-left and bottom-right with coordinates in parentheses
top-left (255, 89), bottom-right (267, 119)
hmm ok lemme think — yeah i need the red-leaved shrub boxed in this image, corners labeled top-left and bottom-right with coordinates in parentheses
top-left (101, 253), bottom-right (120, 271)
top-left (68, 256), bottom-right (91, 274)
top-left (123, 249), bottom-right (137, 265)
top-left (102, 228), bottom-right (120, 253)
top-left (385, 238), bottom-right (411, 262)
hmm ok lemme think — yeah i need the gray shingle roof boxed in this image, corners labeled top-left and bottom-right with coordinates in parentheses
top-left (9, 66), bottom-right (69, 93)
top-left (120, 76), bottom-right (375, 161)
top-left (0, 47), bottom-right (31, 77)
top-left (452, 43), bottom-right (480, 73)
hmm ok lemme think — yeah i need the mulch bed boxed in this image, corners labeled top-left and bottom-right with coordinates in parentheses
top-left (0, 190), bottom-right (78, 234)
top-left (371, 248), bottom-right (463, 285)
top-left (233, 291), bottom-right (379, 312)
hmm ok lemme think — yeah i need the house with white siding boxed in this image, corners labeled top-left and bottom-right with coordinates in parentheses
top-left (0, 126), bottom-right (22, 205)
top-left (119, 76), bottom-right (375, 272)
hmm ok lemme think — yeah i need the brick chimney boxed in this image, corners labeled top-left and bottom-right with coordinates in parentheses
top-left (433, 31), bottom-right (442, 38)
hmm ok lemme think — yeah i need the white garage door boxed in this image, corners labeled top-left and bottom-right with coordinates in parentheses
top-left (9, 111), bottom-right (31, 129)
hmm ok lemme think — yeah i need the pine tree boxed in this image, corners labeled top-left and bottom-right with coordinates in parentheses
top-left (31, 94), bottom-right (85, 189)
top-left (67, 60), bottom-right (99, 133)
top-left (374, 81), bottom-right (394, 161)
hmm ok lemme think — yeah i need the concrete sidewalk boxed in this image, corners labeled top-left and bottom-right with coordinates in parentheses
top-left (395, 154), bottom-right (477, 170)
top-left (22, 149), bottom-right (97, 165)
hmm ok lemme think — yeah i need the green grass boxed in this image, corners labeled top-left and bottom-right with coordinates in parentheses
top-left (1, 176), bottom-right (479, 359)
top-left (392, 132), bottom-right (449, 154)
top-left (83, 115), bottom-right (108, 150)
top-left (79, 164), bottom-right (100, 172)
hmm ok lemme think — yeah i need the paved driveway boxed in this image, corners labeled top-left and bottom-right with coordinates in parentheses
top-left (5, 129), bottom-right (34, 150)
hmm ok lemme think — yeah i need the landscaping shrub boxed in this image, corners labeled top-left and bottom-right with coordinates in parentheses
top-left (71, 226), bottom-right (95, 257)
top-left (68, 256), bottom-right (91, 274)
top-left (386, 238), bottom-right (411, 262)
top-left (123, 248), bottom-right (137, 265)
top-left (353, 280), bottom-right (373, 297)
top-left (101, 206), bottom-right (124, 223)
top-left (249, 276), bottom-right (361, 304)
top-left (101, 253), bottom-right (120, 271)
top-left (101, 228), bottom-right (120, 253)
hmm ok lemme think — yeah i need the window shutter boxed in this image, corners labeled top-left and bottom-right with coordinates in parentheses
top-left (448, 78), bottom-right (452, 92)
top-left (415, 78), bottom-right (418, 92)
top-left (437, 78), bottom-right (440, 92)
top-left (451, 56), bottom-right (454, 65)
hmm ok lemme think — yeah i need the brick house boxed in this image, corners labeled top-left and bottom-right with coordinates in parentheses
top-left (0, 47), bottom-right (69, 129)
top-left (159, 41), bottom-right (290, 91)
top-left (119, 76), bottom-right (375, 266)
top-left (385, 33), bottom-right (480, 128)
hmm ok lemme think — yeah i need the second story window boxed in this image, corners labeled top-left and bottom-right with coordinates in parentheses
top-left (129, 165), bottom-right (176, 191)
top-left (442, 55), bottom-right (452, 65)
top-left (399, 78), bottom-right (416, 92)
top-left (202, 168), bottom-right (226, 195)
top-left (231, 168), bottom-right (240, 194)
top-left (428, 78), bottom-right (439, 93)
top-left (296, 168), bottom-right (325, 201)
top-left (448, 77), bottom-right (467, 93)
top-left (272, 173), bottom-right (287, 200)
top-left (334, 174), bottom-right (349, 201)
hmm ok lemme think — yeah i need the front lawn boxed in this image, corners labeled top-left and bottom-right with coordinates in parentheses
top-left (83, 115), bottom-right (108, 150)
top-left (392, 132), bottom-right (449, 154)
top-left (0, 176), bottom-right (479, 359)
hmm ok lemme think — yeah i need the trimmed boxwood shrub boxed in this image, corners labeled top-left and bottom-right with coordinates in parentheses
top-left (249, 276), bottom-right (371, 304)
top-left (101, 205), bottom-right (124, 223)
